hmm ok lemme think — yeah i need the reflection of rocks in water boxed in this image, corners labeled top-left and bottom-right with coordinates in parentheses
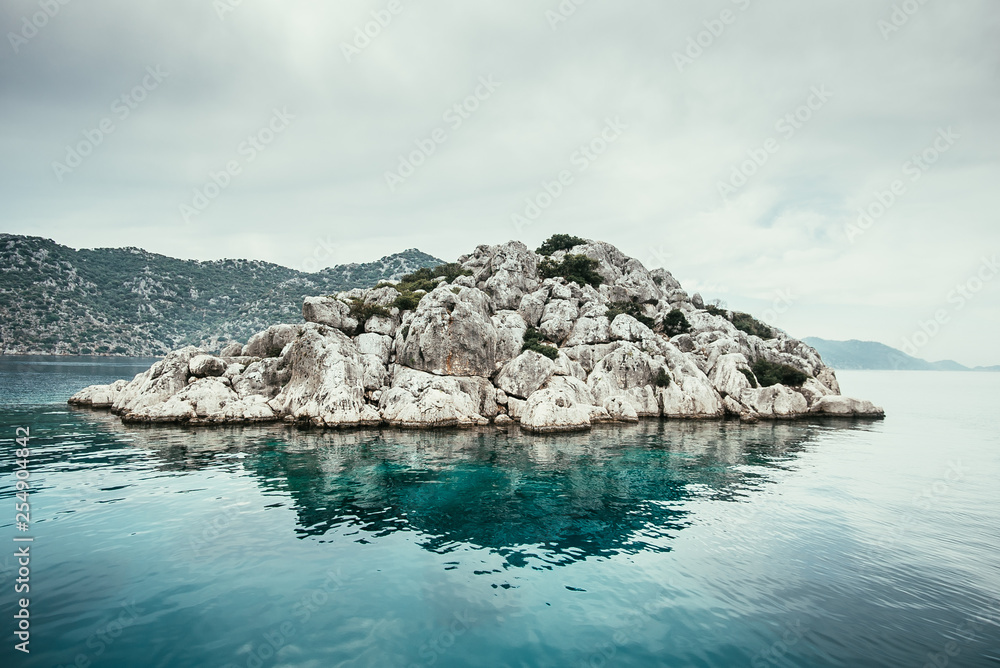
top-left (71, 409), bottom-right (868, 567)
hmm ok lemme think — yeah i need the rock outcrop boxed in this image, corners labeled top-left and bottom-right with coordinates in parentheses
top-left (69, 237), bottom-right (884, 431)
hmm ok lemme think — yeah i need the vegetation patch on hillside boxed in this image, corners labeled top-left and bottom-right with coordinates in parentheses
top-left (536, 234), bottom-right (587, 257)
top-left (606, 301), bottom-right (656, 330)
top-left (389, 263), bottom-right (473, 312)
top-left (522, 326), bottom-right (559, 360)
top-left (751, 359), bottom-right (807, 387)
top-left (661, 309), bottom-right (692, 337)
top-left (538, 254), bottom-right (603, 288)
top-left (732, 312), bottom-right (773, 339)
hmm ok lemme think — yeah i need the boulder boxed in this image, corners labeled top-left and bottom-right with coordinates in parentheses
top-left (398, 285), bottom-right (497, 377)
top-left (231, 358), bottom-right (289, 400)
top-left (479, 241), bottom-right (540, 310)
top-left (135, 377), bottom-right (277, 423)
top-left (552, 351), bottom-right (587, 380)
top-left (810, 396), bottom-right (885, 417)
top-left (708, 353), bottom-right (754, 397)
top-left (271, 324), bottom-right (381, 427)
top-left (517, 289), bottom-right (548, 328)
top-left (519, 387), bottom-right (593, 433)
top-left (189, 354), bottom-right (227, 378)
top-left (492, 310), bottom-right (529, 367)
top-left (539, 299), bottom-right (579, 345)
top-left (219, 342), bottom-right (244, 357)
top-left (740, 385), bottom-right (808, 418)
top-left (355, 333), bottom-right (392, 365)
top-left (564, 316), bottom-right (611, 346)
top-left (302, 297), bottom-right (358, 334)
top-left (495, 350), bottom-right (556, 399)
top-left (68, 379), bottom-right (129, 408)
top-left (379, 367), bottom-right (490, 428)
top-left (112, 346), bottom-right (204, 419)
top-left (604, 395), bottom-right (639, 422)
top-left (609, 314), bottom-right (653, 342)
top-left (243, 324), bottom-right (303, 358)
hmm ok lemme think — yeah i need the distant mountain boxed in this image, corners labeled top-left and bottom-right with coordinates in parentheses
top-left (0, 234), bottom-right (444, 356)
top-left (803, 338), bottom-right (998, 372)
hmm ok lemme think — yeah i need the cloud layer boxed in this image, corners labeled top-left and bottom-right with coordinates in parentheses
top-left (2, 0), bottom-right (998, 364)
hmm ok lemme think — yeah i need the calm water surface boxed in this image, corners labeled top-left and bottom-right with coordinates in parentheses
top-left (0, 356), bottom-right (998, 667)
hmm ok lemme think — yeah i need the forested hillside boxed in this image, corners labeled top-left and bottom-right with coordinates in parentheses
top-left (0, 234), bottom-right (442, 356)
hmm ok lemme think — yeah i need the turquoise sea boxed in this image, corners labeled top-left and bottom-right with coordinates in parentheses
top-left (1, 356), bottom-right (998, 667)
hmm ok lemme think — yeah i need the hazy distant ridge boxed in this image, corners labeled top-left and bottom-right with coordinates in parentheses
top-left (0, 234), bottom-right (443, 356)
top-left (803, 337), bottom-right (999, 372)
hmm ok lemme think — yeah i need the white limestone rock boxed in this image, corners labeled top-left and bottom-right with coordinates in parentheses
top-left (609, 314), bottom-right (653, 342)
top-left (810, 396), bottom-right (885, 417)
top-left (539, 299), bottom-right (579, 345)
top-left (398, 285), bottom-right (498, 377)
top-left (379, 367), bottom-right (490, 427)
top-left (492, 310), bottom-right (529, 368)
top-left (564, 316), bottom-right (611, 346)
top-left (302, 297), bottom-right (358, 334)
top-left (68, 379), bottom-right (130, 408)
top-left (519, 387), bottom-right (593, 433)
top-left (189, 354), bottom-right (227, 378)
top-left (495, 350), bottom-right (556, 399)
top-left (740, 385), bottom-right (809, 418)
top-left (271, 324), bottom-right (381, 427)
top-left (243, 324), bottom-right (304, 358)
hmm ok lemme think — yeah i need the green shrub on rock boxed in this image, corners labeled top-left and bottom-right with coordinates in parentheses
top-left (655, 368), bottom-right (672, 388)
top-left (390, 262), bottom-right (473, 312)
top-left (662, 309), bottom-right (692, 337)
top-left (606, 301), bottom-right (656, 330)
top-left (522, 326), bottom-right (559, 360)
top-left (751, 359), bottom-right (807, 387)
top-left (536, 234), bottom-right (587, 257)
top-left (538, 254), bottom-right (603, 288)
top-left (732, 312), bottom-right (773, 339)
top-left (347, 298), bottom-right (390, 335)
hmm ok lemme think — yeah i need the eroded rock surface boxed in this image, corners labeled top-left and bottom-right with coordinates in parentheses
top-left (70, 237), bottom-right (883, 430)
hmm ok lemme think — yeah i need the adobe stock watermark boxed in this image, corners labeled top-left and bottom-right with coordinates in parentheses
top-left (8, 0), bottom-right (72, 54)
top-left (876, 459), bottom-right (965, 550)
top-left (920, 607), bottom-right (1000, 668)
top-left (221, 568), bottom-right (347, 668)
top-left (214, 0), bottom-right (246, 20)
top-left (673, 0), bottom-right (752, 73)
top-left (577, 578), bottom-right (679, 667)
top-left (751, 620), bottom-right (818, 668)
top-left (298, 236), bottom-right (341, 273)
top-left (179, 107), bottom-right (294, 223)
top-left (878, 0), bottom-right (932, 40)
top-left (341, 0), bottom-right (410, 63)
top-left (717, 85), bottom-right (833, 200)
top-left (846, 127), bottom-right (959, 243)
top-left (545, 0), bottom-right (588, 31)
top-left (408, 610), bottom-right (477, 667)
top-left (760, 288), bottom-right (794, 325)
top-left (384, 75), bottom-right (501, 192)
top-left (51, 66), bottom-right (169, 182)
top-left (54, 601), bottom-right (144, 668)
top-left (898, 255), bottom-right (997, 358)
top-left (511, 116), bottom-right (628, 234)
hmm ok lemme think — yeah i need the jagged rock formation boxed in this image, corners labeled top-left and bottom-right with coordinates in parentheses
top-left (69, 239), bottom-right (884, 431)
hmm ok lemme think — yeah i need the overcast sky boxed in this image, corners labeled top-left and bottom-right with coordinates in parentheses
top-left (2, 0), bottom-right (998, 365)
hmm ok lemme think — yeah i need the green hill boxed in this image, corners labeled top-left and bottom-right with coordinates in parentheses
top-left (0, 234), bottom-right (443, 356)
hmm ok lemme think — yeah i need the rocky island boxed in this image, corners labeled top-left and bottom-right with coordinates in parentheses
top-left (69, 236), bottom-right (884, 432)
